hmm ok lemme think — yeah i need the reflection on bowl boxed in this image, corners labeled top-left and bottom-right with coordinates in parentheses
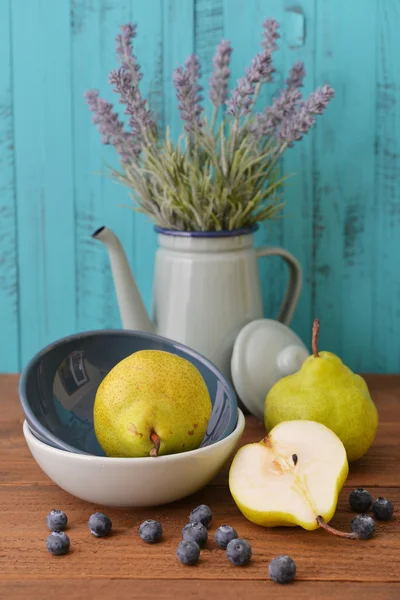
top-left (23, 411), bottom-right (245, 507)
top-left (19, 329), bottom-right (238, 456)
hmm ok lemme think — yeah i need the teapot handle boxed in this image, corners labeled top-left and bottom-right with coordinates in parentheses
top-left (255, 247), bottom-right (302, 325)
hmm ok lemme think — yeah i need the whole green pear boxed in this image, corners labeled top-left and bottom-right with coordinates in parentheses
top-left (265, 320), bottom-right (378, 462)
top-left (94, 350), bottom-right (212, 458)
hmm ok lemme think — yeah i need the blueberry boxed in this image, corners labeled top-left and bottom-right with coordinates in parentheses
top-left (46, 509), bottom-right (68, 532)
top-left (139, 519), bottom-right (163, 543)
top-left (177, 539), bottom-right (200, 565)
top-left (189, 505), bottom-right (212, 529)
top-left (46, 531), bottom-right (70, 555)
top-left (88, 512), bottom-right (112, 537)
top-left (351, 514), bottom-right (376, 539)
top-left (214, 525), bottom-right (238, 549)
top-left (268, 555), bottom-right (296, 584)
top-left (182, 521), bottom-right (208, 547)
top-left (349, 488), bottom-right (372, 513)
top-left (226, 538), bottom-right (252, 566)
top-left (372, 497), bottom-right (394, 521)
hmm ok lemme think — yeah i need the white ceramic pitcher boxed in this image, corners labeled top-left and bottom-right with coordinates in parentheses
top-left (93, 225), bottom-right (302, 379)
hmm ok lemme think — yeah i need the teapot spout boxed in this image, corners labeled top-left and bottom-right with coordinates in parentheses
top-left (92, 226), bottom-right (155, 333)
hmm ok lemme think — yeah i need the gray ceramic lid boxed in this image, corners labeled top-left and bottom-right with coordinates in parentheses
top-left (231, 319), bottom-right (309, 421)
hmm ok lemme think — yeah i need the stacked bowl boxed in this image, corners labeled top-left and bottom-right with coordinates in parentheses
top-left (19, 330), bottom-right (244, 507)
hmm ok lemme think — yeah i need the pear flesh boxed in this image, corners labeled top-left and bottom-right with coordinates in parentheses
top-left (229, 420), bottom-right (349, 531)
top-left (265, 320), bottom-right (379, 462)
top-left (94, 350), bottom-right (212, 458)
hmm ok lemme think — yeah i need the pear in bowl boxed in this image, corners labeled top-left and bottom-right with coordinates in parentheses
top-left (19, 329), bottom-right (238, 456)
top-left (94, 350), bottom-right (212, 458)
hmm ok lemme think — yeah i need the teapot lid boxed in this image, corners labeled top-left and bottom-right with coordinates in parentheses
top-left (231, 319), bottom-right (309, 421)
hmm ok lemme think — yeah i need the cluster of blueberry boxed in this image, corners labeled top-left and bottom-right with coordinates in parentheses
top-left (175, 505), bottom-right (296, 584)
top-left (176, 505), bottom-right (253, 567)
top-left (44, 504), bottom-right (297, 584)
top-left (349, 488), bottom-right (394, 539)
top-left (45, 509), bottom-right (112, 555)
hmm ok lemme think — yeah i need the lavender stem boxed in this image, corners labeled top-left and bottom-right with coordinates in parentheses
top-left (210, 106), bottom-right (219, 133)
top-left (243, 81), bottom-right (262, 128)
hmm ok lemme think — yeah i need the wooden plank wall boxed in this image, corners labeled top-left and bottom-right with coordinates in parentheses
top-left (0, 0), bottom-right (399, 373)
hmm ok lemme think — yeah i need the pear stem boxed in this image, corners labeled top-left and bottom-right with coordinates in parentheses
top-left (316, 516), bottom-right (358, 539)
top-left (149, 432), bottom-right (160, 457)
top-left (312, 319), bottom-right (320, 358)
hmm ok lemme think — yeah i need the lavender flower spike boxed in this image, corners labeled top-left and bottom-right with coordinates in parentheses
top-left (173, 55), bottom-right (203, 133)
top-left (84, 89), bottom-right (139, 163)
top-left (246, 51), bottom-right (273, 84)
top-left (287, 61), bottom-right (306, 90)
top-left (277, 85), bottom-right (334, 144)
top-left (306, 84), bottom-right (335, 114)
top-left (245, 19), bottom-right (279, 87)
top-left (251, 87), bottom-right (301, 139)
top-left (112, 23), bottom-right (155, 146)
top-left (116, 23), bottom-right (142, 85)
top-left (209, 40), bottom-right (232, 106)
top-left (262, 18), bottom-right (280, 53)
top-left (185, 54), bottom-right (202, 89)
top-left (109, 68), bottom-right (155, 145)
top-left (250, 61), bottom-right (306, 139)
top-left (226, 77), bottom-right (255, 118)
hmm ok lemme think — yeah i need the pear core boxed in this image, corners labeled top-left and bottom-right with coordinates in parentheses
top-left (229, 420), bottom-right (349, 531)
top-left (93, 350), bottom-right (212, 457)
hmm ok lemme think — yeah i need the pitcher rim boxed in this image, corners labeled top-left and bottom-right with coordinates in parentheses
top-left (154, 225), bottom-right (259, 238)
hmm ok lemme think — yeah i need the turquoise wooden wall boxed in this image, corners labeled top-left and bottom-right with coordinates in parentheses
top-left (1, 0), bottom-right (399, 373)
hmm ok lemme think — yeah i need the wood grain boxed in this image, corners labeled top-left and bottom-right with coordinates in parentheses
top-left (2, 0), bottom-right (400, 374)
top-left (11, 0), bottom-right (76, 366)
top-left (100, 0), bottom-right (138, 331)
top-left (2, 581), bottom-right (400, 600)
top-left (0, 0), bottom-right (19, 372)
top-left (282, 0), bottom-right (315, 345)
top-left (72, 0), bottom-right (130, 333)
top-left (133, 0), bottom-right (164, 313)
top-left (195, 0), bottom-right (224, 95)
top-left (1, 374), bottom-right (399, 599)
top-left (374, 0), bottom-right (400, 372)
top-left (163, 0), bottom-right (195, 141)
top-left (313, 1), bottom-right (378, 371)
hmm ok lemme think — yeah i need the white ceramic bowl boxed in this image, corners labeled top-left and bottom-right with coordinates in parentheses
top-left (23, 410), bottom-right (245, 507)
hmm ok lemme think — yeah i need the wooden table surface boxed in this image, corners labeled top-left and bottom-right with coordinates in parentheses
top-left (1, 374), bottom-right (399, 599)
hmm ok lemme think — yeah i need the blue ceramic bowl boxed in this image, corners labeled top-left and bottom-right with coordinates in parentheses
top-left (19, 330), bottom-right (238, 457)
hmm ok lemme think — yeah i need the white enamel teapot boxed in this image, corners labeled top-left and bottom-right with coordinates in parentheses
top-left (93, 225), bottom-right (308, 412)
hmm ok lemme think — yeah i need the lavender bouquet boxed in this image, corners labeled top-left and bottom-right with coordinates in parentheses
top-left (86, 19), bottom-right (333, 232)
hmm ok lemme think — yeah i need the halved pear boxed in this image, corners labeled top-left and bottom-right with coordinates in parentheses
top-left (229, 420), bottom-right (349, 532)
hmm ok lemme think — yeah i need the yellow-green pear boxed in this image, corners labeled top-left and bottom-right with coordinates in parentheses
top-left (94, 350), bottom-right (212, 457)
top-left (265, 320), bottom-right (378, 462)
top-left (229, 420), bottom-right (356, 537)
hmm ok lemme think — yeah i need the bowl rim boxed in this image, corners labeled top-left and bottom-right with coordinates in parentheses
top-left (19, 328), bottom-right (238, 455)
top-left (23, 408), bottom-right (245, 464)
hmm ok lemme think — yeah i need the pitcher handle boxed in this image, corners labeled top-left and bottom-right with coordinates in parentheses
top-left (255, 246), bottom-right (302, 326)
